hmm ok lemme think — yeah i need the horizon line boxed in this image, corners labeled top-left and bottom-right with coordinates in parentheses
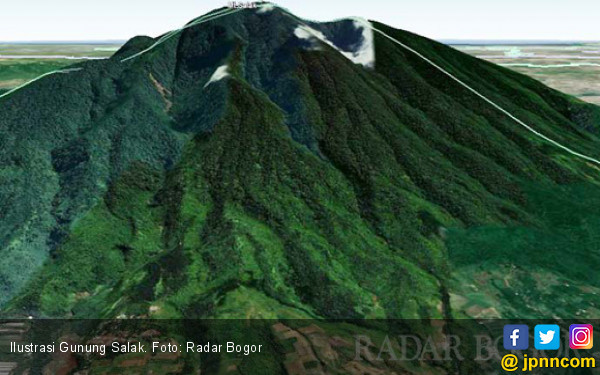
top-left (2, 38), bottom-right (599, 45)
top-left (0, 40), bottom-right (126, 44)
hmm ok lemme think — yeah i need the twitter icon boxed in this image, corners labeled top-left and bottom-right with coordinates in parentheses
top-left (535, 324), bottom-right (560, 350)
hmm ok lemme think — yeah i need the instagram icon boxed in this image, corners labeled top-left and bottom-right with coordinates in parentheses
top-left (569, 324), bottom-right (593, 349)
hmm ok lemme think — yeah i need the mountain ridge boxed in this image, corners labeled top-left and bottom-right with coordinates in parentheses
top-left (2, 3), bottom-right (600, 319)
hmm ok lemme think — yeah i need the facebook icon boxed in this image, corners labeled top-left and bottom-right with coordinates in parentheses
top-left (504, 325), bottom-right (529, 350)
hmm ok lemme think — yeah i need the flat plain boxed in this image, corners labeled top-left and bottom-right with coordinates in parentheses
top-left (0, 44), bottom-right (121, 93)
top-left (3, 42), bottom-right (599, 106)
top-left (452, 42), bottom-right (600, 105)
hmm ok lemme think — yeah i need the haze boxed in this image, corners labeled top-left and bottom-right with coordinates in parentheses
top-left (0, 0), bottom-right (599, 42)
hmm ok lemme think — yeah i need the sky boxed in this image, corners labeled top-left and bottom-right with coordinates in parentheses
top-left (0, 0), bottom-right (599, 42)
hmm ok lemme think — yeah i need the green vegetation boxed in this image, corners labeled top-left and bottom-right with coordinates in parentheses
top-left (0, 44), bottom-right (120, 90)
top-left (448, 182), bottom-right (600, 318)
top-left (2, 8), bottom-right (600, 320)
top-left (0, 59), bottom-right (72, 90)
top-left (0, 43), bottom-right (121, 57)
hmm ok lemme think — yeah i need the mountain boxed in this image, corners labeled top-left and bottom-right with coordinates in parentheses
top-left (2, 3), bottom-right (600, 319)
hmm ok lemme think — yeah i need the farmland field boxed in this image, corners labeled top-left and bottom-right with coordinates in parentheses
top-left (0, 44), bottom-right (121, 94)
top-left (3, 42), bottom-right (598, 106)
top-left (452, 42), bottom-right (600, 105)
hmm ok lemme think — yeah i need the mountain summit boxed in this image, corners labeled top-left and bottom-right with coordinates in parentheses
top-left (2, 3), bottom-right (600, 318)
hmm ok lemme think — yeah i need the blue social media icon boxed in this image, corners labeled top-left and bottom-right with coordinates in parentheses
top-left (535, 325), bottom-right (560, 350)
top-left (504, 325), bottom-right (529, 350)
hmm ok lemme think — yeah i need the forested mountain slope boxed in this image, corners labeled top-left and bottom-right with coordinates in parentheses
top-left (2, 4), bottom-right (600, 318)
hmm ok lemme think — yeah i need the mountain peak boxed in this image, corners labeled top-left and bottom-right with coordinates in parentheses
top-left (255, 2), bottom-right (375, 67)
top-left (117, 3), bottom-right (375, 69)
top-left (2, 2), bottom-right (600, 320)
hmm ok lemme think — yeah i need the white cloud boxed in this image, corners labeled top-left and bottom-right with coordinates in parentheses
top-left (204, 64), bottom-right (230, 88)
top-left (294, 24), bottom-right (327, 43)
top-left (257, 3), bottom-right (276, 13)
top-left (293, 21), bottom-right (375, 68)
top-left (346, 18), bottom-right (375, 68)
